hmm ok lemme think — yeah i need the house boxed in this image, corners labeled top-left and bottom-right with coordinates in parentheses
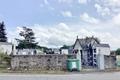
top-left (61, 49), bottom-right (69, 54)
top-left (110, 50), bottom-right (116, 56)
top-left (73, 37), bottom-right (110, 68)
top-left (44, 48), bottom-right (60, 54)
top-left (0, 42), bottom-right (13, 55)
top-left (60, 45), bottom-right (73, 54)
top-left (51, 48), bottom-right (60, 54)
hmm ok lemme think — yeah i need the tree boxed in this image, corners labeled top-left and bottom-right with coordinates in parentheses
top-left (0, 21), bottom-right (7, 42)
top-left (60, 45), bottom-right (70, 49)
top-left (16, 27), bottom-right (38, 49)
top-left (116, 48), bottom-right (120, 55)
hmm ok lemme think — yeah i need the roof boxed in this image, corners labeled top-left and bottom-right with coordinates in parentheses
top-left (0, 42), bottom-right (13, 45)
top-left (77, 37), bottom-right (98, 49)
top-left (94, 44), bottom-right (110, 48)
top-left (73, 37), bottom-right (110, 49)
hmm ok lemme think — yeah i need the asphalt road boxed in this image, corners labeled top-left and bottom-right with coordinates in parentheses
top-left (0, 72), bottom-right (120, 80)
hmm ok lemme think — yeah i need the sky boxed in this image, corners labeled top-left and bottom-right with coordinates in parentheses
top-left (0, 0), bottom-right (120, 50)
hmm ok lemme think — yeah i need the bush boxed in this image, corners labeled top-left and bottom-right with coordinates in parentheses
top-left (0, 52), bottom-right (11, 67)
top-left (116, 48), bottom-right (120, 55)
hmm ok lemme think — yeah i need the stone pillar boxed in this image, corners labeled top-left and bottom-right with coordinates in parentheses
top-left (97, 51), bottom-right (105, 70)
top-left (76, 49), bottom-right (82, 70)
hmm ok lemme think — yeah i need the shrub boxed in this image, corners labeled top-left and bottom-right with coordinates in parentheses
top-left (0, 52), bottom-right (11, 67)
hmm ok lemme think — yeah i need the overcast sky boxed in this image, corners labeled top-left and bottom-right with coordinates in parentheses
top-left (0, 0), bottom-right (120, 50)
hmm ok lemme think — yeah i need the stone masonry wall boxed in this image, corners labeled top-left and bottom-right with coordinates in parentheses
top-left (11, 54), bottom-right (76, 70)
top-left (104, 55), bottom-right (116, 69)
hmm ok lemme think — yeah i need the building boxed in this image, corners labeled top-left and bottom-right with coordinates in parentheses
top-left (73, 37), bottom-right (110, 68)
top-left (51, 48), bottom-right (60, 54)
top-left (0, 42), bottom-right (13, 55)
top-left (60, 45), bottom-right (73, 54)
top-left (61, 49), bottom-right (69, 54)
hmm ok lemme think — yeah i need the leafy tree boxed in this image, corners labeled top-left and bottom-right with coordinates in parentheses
top-left (0, 21), bottom-right (7, 42)
top-left (116, 48), bottom-right (120, 55)
top-left (60, 45), bottom-right (70, 49)
top-left (16, 27), bottom-right (38, 49)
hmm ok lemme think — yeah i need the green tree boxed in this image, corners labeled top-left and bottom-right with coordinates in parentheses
top-left (116, 48), bottom-right (120, 55)
top-left (0, 21), bottom-right (7, 42)
top-left (60, 45), bottom-right (70, 49)
top-left (16, 27), bottom-right (38, 49)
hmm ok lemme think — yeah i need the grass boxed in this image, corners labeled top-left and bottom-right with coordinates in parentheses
top-left (0, 67), bottom-right (67, 74)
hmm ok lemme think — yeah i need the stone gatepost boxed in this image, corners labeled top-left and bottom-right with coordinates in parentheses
top-left (76, 49), bottom-right (82, 70)
top-left (97, 52), bottom-right (105, 70)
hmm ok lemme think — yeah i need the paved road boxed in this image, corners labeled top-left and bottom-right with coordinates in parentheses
top-left (0, 72), bottom-right (120, 80)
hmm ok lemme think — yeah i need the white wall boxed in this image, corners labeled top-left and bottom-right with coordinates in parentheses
top-left (74, 40), bottom-right (82, 50)
top-left (15, 49), bottom-right (44, 55)
top-left (0, 44), bottom-right (12, 55)
top-left (96, 47), bottom-right (110, 55)
top-left (61, 49), bottom-right (68, 54)
top-left (97, 54), bottom-right (105, 70)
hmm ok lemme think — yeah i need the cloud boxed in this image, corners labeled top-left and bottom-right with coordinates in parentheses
top-left (95, 0), bottom-right (120, 14)
top-left (44, 0), bottom-right (49, 5)
top-left (104, 0), bottom-right (120, 7)
top-left (7, 27), bottom-right (23, 44)
top-left (80, 12), bottom-right (100, 24)
top-left (94, 3), bottom-right (110, 16)
top-left (58, 0), bottom-right (73, 4)
top-left (78, 0), bottom-right (87, 4)
top-left (112, 13), bottom-right (120, 26)
top-left (61, 11), bottom-right (73, 17)
top-left (7, 21), bottom-right (120, 50)
top-left (32, 23), bottom-right (120, 49)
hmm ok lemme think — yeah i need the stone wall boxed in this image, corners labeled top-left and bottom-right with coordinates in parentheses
top-left (11, 54), bottom-right (76, 70)
top-left (104, 55), bottom-right (116, 69)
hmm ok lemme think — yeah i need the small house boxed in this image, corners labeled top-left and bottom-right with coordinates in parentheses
top-left (73, 37), bottom-right (110, 68)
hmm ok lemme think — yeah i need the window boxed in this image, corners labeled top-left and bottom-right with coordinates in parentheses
top-left (80, 50), bottom-right (82, 54)
top-left (94, 59), bottom-right (97, 62)
top-left (94, 54), bottom-right (96, 57)
top-left (94, 49), bottom-right (96, 53)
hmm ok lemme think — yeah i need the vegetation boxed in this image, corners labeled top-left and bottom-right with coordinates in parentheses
top-left (116, 48), bottom-right (120, 55)
top-left (0, 21), bottom-right (7, 42)
top-left (60, 45), bottom-right (71, 49)
top-left (16, 27), bottom-right (38, 49)
top-left (36, 46), bottom-right (49, 53)
top-left (0, 52), bottom-right (11, 68)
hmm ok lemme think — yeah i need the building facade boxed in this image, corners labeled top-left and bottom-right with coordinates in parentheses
top-left (0, 42), bottom-right (13, 55)
top-left (73, 37), bottom-right (110, 68)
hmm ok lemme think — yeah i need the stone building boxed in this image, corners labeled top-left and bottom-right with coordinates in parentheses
top-left (73, 37), bottom-right (110, 68)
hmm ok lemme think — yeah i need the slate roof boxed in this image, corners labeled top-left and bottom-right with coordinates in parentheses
top-left (78, 38), bottom-right (98, 49)
top-left (73, 37), bottom-right (110, 49)
top-left (94, 44), bottom-right (110, 48)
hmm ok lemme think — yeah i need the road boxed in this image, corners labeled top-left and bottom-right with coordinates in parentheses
top-left (0, 72), bottom-right (120, 80)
